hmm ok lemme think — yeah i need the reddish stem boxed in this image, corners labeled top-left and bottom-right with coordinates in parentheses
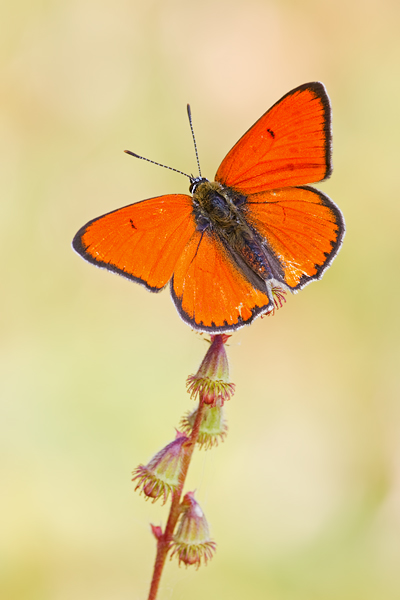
top-left (147, 399), bottom-right (207, 600)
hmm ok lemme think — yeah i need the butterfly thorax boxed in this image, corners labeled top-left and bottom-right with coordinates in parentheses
top-left (192, 180), bottom-right (281, 282)
top-left (192, 180), bottom-right (246, 235)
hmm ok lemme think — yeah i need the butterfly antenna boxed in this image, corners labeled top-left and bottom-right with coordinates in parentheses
top-left (124, 150), bottom-right (192, 180)
top-left (187, 104), bottom-right (202, 178)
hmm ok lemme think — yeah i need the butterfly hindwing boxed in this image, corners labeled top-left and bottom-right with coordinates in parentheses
top-left (171, 229), bottom-right (273, 332)
top-left (215, 82), bottom-right (332, 194)
top-left (244, 186), bottom-right (345, 290)
top-left (72, 194), bottom-right (196, 291)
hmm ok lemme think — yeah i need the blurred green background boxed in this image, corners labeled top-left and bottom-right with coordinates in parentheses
top-left (2, 0), bottom-right (400, 598)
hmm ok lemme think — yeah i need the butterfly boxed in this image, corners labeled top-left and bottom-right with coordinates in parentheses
top-left (73, 82), bottom-right (345, 333)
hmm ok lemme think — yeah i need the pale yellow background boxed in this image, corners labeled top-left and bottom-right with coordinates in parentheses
top-left (2, 0), bottom-right (400, 598)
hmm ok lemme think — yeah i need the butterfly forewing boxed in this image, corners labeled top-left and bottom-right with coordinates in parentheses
top-left (73, 194), bottom-right (196, 291)
top-left (215, 82), bottom-right (332, 194)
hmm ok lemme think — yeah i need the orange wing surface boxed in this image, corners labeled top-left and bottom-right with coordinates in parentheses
top-left (73, 194), bottom-right (196, 291)
top-left (171, 229), bottom-right (273, 332)
top-left (244, 186), bottom-right (344, 290)
top-left (215, 82), bottom-right (331, 194)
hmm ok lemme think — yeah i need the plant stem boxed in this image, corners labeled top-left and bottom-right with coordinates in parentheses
top-left (147, 399), bottom-right (207, 600)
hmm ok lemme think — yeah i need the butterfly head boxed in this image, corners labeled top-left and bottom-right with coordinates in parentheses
top-left (189, 176), bottom-right (210, 194)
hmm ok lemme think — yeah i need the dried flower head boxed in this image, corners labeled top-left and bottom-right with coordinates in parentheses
top-left (180, 404), bottom-right (228, 449)
top-left (132, 432), bottom-right (188, 504)
top-left (170, 492), bottom-right (216, 568)
top-left (187, 335), bottom-right (235, 406)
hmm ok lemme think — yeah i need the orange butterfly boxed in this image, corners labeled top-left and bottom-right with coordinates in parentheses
top-left (73, 82), bottom-right (345, 333)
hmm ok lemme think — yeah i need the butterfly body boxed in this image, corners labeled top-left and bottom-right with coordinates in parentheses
top-left (73, 82), bottom-right (345, 333)
top-left (192, 179), bottom-right (282, 285)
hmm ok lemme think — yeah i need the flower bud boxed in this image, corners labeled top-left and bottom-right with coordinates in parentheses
top-left (132, 432), bottom-right (188, 504)
top-left (170, 492), bottom-right (216, 568)
top-left (180, 404), bottom-right (228, 450)
top-left (187, 335), bottom-right (235, 406)
top-left (150, 524), bottom-right (163, 540)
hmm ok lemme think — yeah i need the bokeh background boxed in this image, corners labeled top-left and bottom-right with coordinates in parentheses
top-left (2, 0), bottom-right (400, 598)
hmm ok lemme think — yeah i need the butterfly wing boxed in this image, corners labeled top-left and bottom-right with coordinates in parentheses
top-left (215, 82), bottom-right (331, 194)
top-left (171, 229), bottom-right (273, 332)
top-left (244, 186), bottom-right (345, 290)
top-left (72, 194), bottom-right (196, 291)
